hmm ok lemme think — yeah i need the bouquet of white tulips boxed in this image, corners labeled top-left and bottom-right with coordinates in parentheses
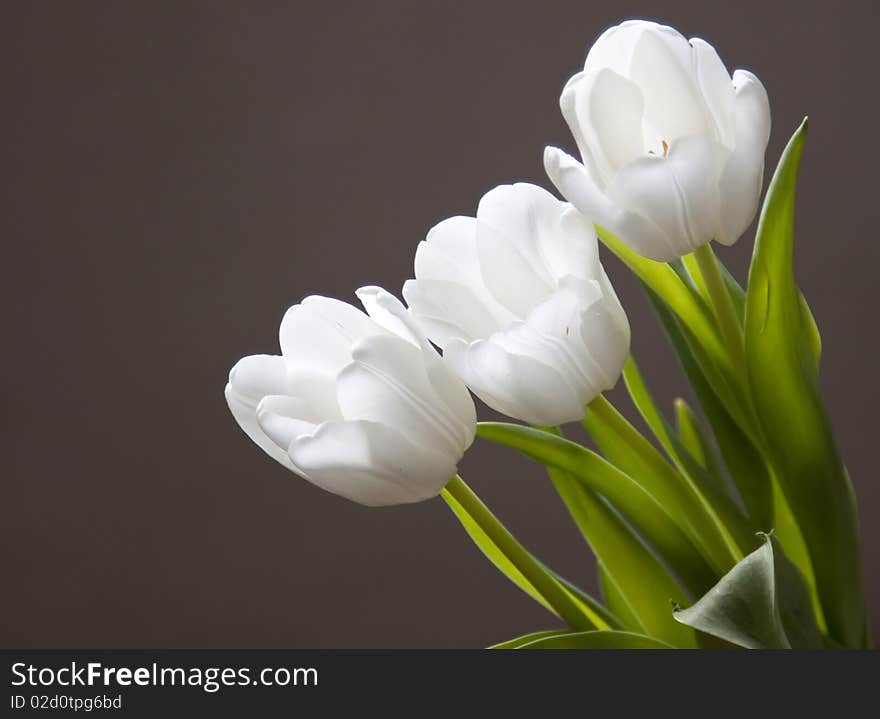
top-left (225, 20), bottom-right (868, 649)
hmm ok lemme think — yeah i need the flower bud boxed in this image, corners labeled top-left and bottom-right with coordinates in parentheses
top-left (225, 287), bottom-right (476, 506)
top-left (404, 183), bottom-right (630, 425)
top-left (544, 20), bottom-right (771, 261)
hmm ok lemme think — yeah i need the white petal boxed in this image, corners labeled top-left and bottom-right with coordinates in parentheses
top-left (690, 37), bottom-right (735, 147)
top-left (403, 278), bottom-right (502, 347)
top-left (445, 335), bottom-right (586, 426)
top-left (255, 395), bottom-right (317, 451)
top-left (628, 25), bottom-right (712, 143)
top-left (278, 295), bottom-right (380, 375)
top-left (544, 146), bottom-right (676, 261)
top-left (475, 221), bottom-right (554, 319)
top-left (225, 354), bottom-right (296, 471)
top-left (572, 68), bottom-right (647, 179)
top-left (606, 136), bottom-right (727, 260)
top-left (288, 420), bottom-right (458, 506)
top-left (559, 71), bottom-right (605, 189)
top-left (543, 146), bottom-right (617, 229)
top-left (576, 274), bottom-right (631, 390)
top-left (356, 285), bottom-right (423, 348)
top-left (413, 216), bottom-right (514, 331)
top-left (337, 334), bottom-right (470, 457)
top-left (717, 70), bottom-right (771, 245)
top-left (584, 19), bottom-right (657, 76)
top-left (477, 182), bottom-right (601, 284)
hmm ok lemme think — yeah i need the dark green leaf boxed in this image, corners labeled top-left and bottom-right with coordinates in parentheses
top-left (673, 534), bottom-right (823, 649)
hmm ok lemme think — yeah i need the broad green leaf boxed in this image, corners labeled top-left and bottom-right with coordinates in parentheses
top-left (647, 287), bottom-right (774, 531)
top-left (541, 438), bottom-right (696, 647)
top-left (743, 118), bottom-right (865, 647)
top-left (519, 630), bottom-right (675, 649)
top-left (477, 422), bottom-right (717, 597)
top-left (673, 534), bottom-right (823, 649)
top-left (489, 630), bottom-right (568, 649)
top-left (586, 387), bottom-right (745, 573)
top-left (441, 486), bottom-right (606, 630)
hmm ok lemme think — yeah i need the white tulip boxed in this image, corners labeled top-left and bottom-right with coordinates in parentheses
top-left (544, 20), bottom-right (771, 262)
top-left (225, 287), bottom-right (476, 506)
top-left (403, 183), bottom-right (630, 426)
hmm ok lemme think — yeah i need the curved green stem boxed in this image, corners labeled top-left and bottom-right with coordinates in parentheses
top-left (442, 475), bottom-right (596, 631)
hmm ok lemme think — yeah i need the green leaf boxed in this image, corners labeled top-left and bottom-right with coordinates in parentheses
top-left (675, 398), bottom-right (708, 469)
top-left (647, 287), bottom-right (774, 531)
top-left (477, 422), bottom-right (717, 597)
top-left (541, 438), bottom-right (696, 647)
top-left (743, 118), bottom-right (866, 647)
top-left (598, 563), bottom-right (640, 631)
top-left (587, 386), bottom-right (746, 573)
top-left (442, 484), bottom-right (606, 629)
top-left (798, 291), bottom-right (822, 368)
top-left (519, 630), bottom-right (675, 649)
top-left (489, 630), bottom-right (568, 649)
top-left (673, 534), bottom-right (823, 649)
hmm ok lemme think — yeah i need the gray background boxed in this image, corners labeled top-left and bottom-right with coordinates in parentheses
top-left (2, 0), bottom-right (877, 647)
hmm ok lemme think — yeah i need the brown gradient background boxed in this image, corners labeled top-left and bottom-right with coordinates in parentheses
top-left (2, 1), bottom-right (878, 648)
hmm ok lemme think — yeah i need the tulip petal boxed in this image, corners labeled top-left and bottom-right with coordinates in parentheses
top-left (584, 19), bottom-right (653, 76)
top-left (288, 420), bottom-right (458, 506)
top-left (338, 335), bottom-right (471, 456)
top-left (445, 335), bottom-right (586, 426)
top-left (413, 216), bottom-right (514, 331)
top-left (279, 295), bottom-right (380, 375)
top-left (690, 37), bottom-right (735, 147)
top-left (717, 70), bottom-right (771, 245)
top-left (355, 286), bottom-right (422, 348)
top-left (606, 136), bottom-right (727, 260)
top-left (476, 220), bottom-right (554, 319)
top-left (403, 278), bottom-right (501, 347)
top-left (628, 26), bottom-right (711, 143)
top-left (572, 68), bottom-right (647, 180)
top-left (255, 395), bottom-right (318, 451)
top-left (225, 354), bottom-right (296, 470)
top-left (543, 146), bottom-right (616, 235)
top-left (544, 145), bottom-right (679, 265)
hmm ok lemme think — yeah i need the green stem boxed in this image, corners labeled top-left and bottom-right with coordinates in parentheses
top-left (442, 475), bottom-right (594, 631)
top-left (693, 243), bottom-right (748, 383)
top-left (585, 394), bottom-right (743, 571)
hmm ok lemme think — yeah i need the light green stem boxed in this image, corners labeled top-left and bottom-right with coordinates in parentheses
top-left (693, 243), bottom-right (748, 382)
top-left (442, 475), bottom-right (594, 631)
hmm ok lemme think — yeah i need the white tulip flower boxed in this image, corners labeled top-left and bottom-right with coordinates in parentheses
top-left (403, 183), bottom-right (630, 426)
top-left (544, 20), bottom-right (771, 262)
top-left (225, 287), bottom-right (476, 506)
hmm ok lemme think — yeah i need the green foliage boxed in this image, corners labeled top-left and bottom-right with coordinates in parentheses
top-left (674, 534), bottom-right (823, 649)
top-left (743, 119), bottom-right (865, 647)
